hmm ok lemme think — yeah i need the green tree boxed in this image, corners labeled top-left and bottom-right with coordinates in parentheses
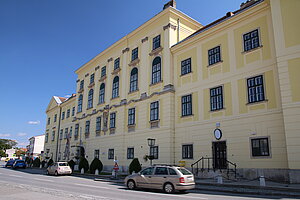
top-left (33, 158), bottom-right (41, 167)
top-left (129, 158), bottom-right (142, 174)
top-left (0, 139), bottom-right (17, 157)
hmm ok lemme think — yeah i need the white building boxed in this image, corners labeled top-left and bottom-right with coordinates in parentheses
top-left (28, 135), bottom-right (45, 158)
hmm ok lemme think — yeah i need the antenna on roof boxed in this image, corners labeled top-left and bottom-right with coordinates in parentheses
top-left (163, 0), bottom-right (176, 10)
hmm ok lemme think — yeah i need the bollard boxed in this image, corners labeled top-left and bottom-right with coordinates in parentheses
top-left (95, 169), bottom-right (99, 175)
top-left (217, 175), bottom-right (223, 184)
top-left (259, 176), bottom-right (266, 186)
top-left (81, 168), bottom-right (84, 174)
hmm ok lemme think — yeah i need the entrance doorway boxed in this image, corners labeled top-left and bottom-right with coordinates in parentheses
top-left (212, 141), bottom-right (227, 169)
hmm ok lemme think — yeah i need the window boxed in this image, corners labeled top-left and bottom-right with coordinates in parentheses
top-left (243, 29), bottom-right (260, 52)
top-left (101, 66), bottom-right (106, 78)
top-left (67, 109), bottom-right (70, 118)
top-left (181, 58), bottom-right (191, 75)
top-left (150, 101), bottom-right (159, 121)
top-left (96, 117), bottom-right (101, 131)
top-left (251, 138), bottom-right (270, 157)
top-left (152, 57), bottom-right (161, 84)
top-left (210, 86), bottom-right (223, 111)
top-left (128, 108), bottom-right (135, 125)
top-left (182, 144), bottom-right (193, 159)
top-left (45, 133), bottom-right (49, 143)
top-left (114, 58), bottom-right (120, 70)
top-left (54, 114), bottom-right (57, 122)
top-left (110, 112), bottom-right (116, 128)
top-left (72, 107), bottom-right (75, 116)
top-left (99, 83), bottom-right (105, 104)
top-left (74, 124), bottom-right (79, 138)
top-left (130, 68), bottom-right (138, 92)
top-left (169, 168), bottom-right (177, 175)
top-left (155, 167), bottom-right (168, 175)
top-left (62, 112), bottom-right (65, 120)
top-left (150, 146), bottom-right (158, 159)
top-left (69, 127), bottom-right (72, 138)
top-left (80, 80), bottom-right (84, 90)
top-left (108, 149), bottom-right (114, 159)
top-left (85, 120), bottom-right (90, 134)
top-left (208, 46), bottom-right (221, 65)
top-left (127, 147), bottom-right (134, 159)
top-left (112, 76), bottom-right (119, 99)
top-left (51, 131), bottom-right (55, 141)
top-left (131, 47), bottom-right (138, 61)
top-left (59, 129), bottom-right (63, 140)
top-left (141, 167), bottom-right (154, 175)
top-left (182, 94), bottom-right (192, 116)
top-left (78, 95), bottom-right (83, 113)
top-left (90, 73), bottom-right (94, 84)
top-left (94, 149), bottom-right (99, 159)
top-left (87, 89), bottom-right (94, 109)
top-left (153, 35), bottom-right (161, 50)
top-left (47, 118), bottom-right (50, 125)
top-left (247, 75), bottom-right (265, 103)
top-left (64, 128), bottom-right (68, 139)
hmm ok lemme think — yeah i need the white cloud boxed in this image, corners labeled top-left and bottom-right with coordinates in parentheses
top-left (0, 133), bottom-right (11, 137)
top-left (27, 120), bottom-right (40, 125)
top-left (17, 132), bottom-right (27, 136)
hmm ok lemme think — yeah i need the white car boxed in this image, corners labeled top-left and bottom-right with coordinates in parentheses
top-left (46, 162), bottom-right (72, 175)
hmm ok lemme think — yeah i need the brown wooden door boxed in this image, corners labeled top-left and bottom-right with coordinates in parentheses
top-left (212, 141), bottom-right (227, 169)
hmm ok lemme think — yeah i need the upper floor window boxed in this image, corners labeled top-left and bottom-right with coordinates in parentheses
top-left (153, 35), bottom-right (161, 50)
top-left (62, 112), bottom-right (65, 120)
top-left (182, 94), bottom-right (192, 116)
top-left (114, 58), bottom-right (120, 70)
top-left (47, 117), bottom-right (50, 125)
top-left (112, 76), bottom-right (119, 99)
top-left (45, 133), bottom-right (49, 143)
top-left (96, 116), bottom-right (101, 132)
top-left (90, 73), bottom-right (94, 84)
top-left (87, 89), bottom-right (94, 109)
top-left (150, 101), bottom-right (159, 121)
top-left (85, 120), bottom-right (90, 134)
top-left (208, 46), bottom-right (221, 66)
top-left (59, 129), bottom-right (63, 140)
top-left (69, 127), bottom-right (72, 138)
top-left (51, 131), bottom-right (55, 141)
top-left (74, 124), bottom-right (79, 138)
top-left (243, 29), bottom-right (260, 52)
top-left (182, 144), bottom-right (193, 159)
top-left (127, 147), bottom-right (134, 159)
top-left (67, 109), bottom-right (70, 118)
top-left (80, 80), bottom-right (84, 90)
top-left (131, 47), bottom-right (138, 61)
top-left (64, 128), bottom-right (68, 139)
top-left (247, 75), bottom-right (265, 103)
top-left (77, 95), bottom-right (83, 113)
top-left (72, 107), bottom-right (75, 116)
top-left (99, 83), bottom-right (105, 104)
top-left (130, 68), bottom-right (138, 92)
top-left (101, 66), bottom-right (106, 78)
top-left (181, 58), bottom-right (191, 75)
top-left (128, 108), bottom-right (135, 125)
top-left (210, 86), bottom-right (223, 111)
top-left (54, 114), bottom-right (57, 122)
top-left (110, 112), bottom-right (116, 128)
top-left (251, 137), bottom-right (270, 157)
top-left (108, 149), bottom-right (114, 159)
top-left (152, 57), bottom-right (161, 84)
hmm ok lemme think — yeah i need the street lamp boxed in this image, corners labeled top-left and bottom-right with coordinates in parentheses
top-left (147, 138), bottom-right (156, 166)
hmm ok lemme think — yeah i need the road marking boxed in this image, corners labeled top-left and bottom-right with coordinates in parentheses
top-left (74, 183), bottom-right (110, 189)
top-left (8, 174), bottom-right (22, 178)
top-left (126, 189), bottom-right (207, 199)
top-left (33, 178), bottom-right (54, 182)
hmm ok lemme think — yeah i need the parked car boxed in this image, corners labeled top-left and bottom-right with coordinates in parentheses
top-left (5, 157), bottom-right (10, 162)
top-left (124, 165), bottom-right (195, 193)
top-left (46, 162), bottom-right (72, 175)
top-left (13, 160), bottom-right (26, 169)
top-left (5, 159), bottom-right (15, 167)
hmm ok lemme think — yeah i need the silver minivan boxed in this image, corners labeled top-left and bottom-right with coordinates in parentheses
top-left (124, 165), bottom-right (195, 193)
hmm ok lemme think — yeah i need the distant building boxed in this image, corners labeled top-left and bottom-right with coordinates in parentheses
top-left (28, 135), bottom-right (45, 158)
top-left (5, 148), bottom-right (16, 158)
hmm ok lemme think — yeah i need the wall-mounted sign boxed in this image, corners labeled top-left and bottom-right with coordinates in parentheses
top-left (214, 128), bottom-right (222, 140)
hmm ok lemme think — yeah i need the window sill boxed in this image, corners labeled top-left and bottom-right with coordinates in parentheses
top-left (111, 96), bottom-right (120, 100)
top-left (242, 45), bottom-right (263, 54)
top-left (149, 46), bottom-right (163, 56)
top-left (207, 60), bottom-right (223, 67)
top-left (246, 99), bottom-right (268, 106)
top-left (180, 71), bottom-right (193, 77)
top-left (149, 80), bottom-right (163, 87)
top-left (111, 68), bottom-right (121, 75)
top-left (181, 114), bottom-right (193, 118)
top-left (97, 102), bottom-right (105, 106)
top-left (128, 58), bottom-right (140, 67)
top-left (150, 120), bottom-right (160, 129)
top-left (99, 75), bottom-right (107, 82)
top-left (88, 82), bottom-right (95, 88)
top-left (128, 89), bottom-right (139, 95)
top-left (209, 108), bottom-right (225, 113)
top-left (78, 89), bottom-right (84, 93)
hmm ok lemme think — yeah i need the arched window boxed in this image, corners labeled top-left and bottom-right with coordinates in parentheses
top-left (99, 83), bottom-right (105, 104)
top-left (78, 94), bottom-right (83, 113)
top-left (87, 89), bottom-right (93, 109)
top-left (152, 57), bottom-right (161, 84)
top-left (112, 76), bottom-right (119, 99)
top-left (130, 68), bottom-right (138, 92)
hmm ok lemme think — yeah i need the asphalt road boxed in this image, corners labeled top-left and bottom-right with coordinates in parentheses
top-left (0, 162), bottom-right (295, 200)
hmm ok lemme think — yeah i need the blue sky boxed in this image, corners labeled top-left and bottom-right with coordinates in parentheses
top-left (0, 0), bottom-right (244, 147)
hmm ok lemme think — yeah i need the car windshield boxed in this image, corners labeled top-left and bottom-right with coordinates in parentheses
top-left (58, 163), bottom-right (68, 166)
top-left (177, 168), bottom-right (192, 175)
top-left (141, 167), bottom-right (154, 175)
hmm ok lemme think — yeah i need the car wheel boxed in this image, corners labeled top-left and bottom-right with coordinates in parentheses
top-left (127, 180), bottom-right (136, 190)
top-left (163, 183), bottom-right (174, 194)
top-left (54, 171), bottom-right (58, 176)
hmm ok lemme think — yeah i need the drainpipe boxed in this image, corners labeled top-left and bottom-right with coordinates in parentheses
top-left (55, 105), bottom-right (62, 162)
top-left (177, 18), bottom-right (180, 43)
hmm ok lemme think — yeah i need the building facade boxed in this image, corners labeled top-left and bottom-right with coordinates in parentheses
top-left (28, 135), bottom-right (45, 158)
top-left (44, 0), bottom-right (300, 183)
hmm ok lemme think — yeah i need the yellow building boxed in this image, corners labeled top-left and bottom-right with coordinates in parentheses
top-left (44, 0), bottom-right (300, 183)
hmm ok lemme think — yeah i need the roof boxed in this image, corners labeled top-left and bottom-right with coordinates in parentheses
top-left (172, 0), bottom-right (264, 48)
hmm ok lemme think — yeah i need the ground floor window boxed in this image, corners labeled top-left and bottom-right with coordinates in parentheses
top-left (127, 147), bottom-right (134, 159)
top-left (150, 146), bottom-right (158, 159)
top-left (251, 137), bottom-right (270, 157)
top-left (94, 149), bottom-right (99, 159)
top-left (182, 144), bottom-right (193, 159)
top-left (108, 149), bottom-right (114, 159)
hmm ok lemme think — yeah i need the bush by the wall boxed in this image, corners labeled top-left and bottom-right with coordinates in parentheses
top-left (68, 160), bottom-right (76, 171)
top-left (33, 157), bottom-right (41, 167)
top-left (129, 158), bottom-right (142, 174)
top-left (79, 157), bottom-right (89, 173)
top-left (47, 158), bottom-right (54, 166)
top-left (25, 157), bottom-right (30, 164)
top-left (89, 158), bottom-right (103, 174)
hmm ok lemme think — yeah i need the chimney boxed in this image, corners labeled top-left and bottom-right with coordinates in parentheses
top-left (163, 0), bottom-right (176, 10)
top-left (226, 12), bottom-right (234, 17)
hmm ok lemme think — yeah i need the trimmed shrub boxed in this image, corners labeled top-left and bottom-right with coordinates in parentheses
top-left (33, 157), bottom-right (41, 167)
top-left (41, 160), bottom-right (46, 168)
top-left (79, 157), bottom-right (89, 173)
top-left (47, 158), bottom-right (54, 166)
top-left (25, 157), bottom-right (30, 164)
top-left (68, 160), bottom-right (76, 171)
top-left (89, 158), bottom-right (103, 174)
top-left (129, 158), bottom-right (142, 174)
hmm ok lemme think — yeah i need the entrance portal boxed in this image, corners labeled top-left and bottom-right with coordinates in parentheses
top-left (212, 141), bottom-right (227, 169)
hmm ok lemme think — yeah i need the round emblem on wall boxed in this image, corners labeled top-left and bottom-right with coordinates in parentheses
top-left (214, 128), bottom-right (222, 140)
